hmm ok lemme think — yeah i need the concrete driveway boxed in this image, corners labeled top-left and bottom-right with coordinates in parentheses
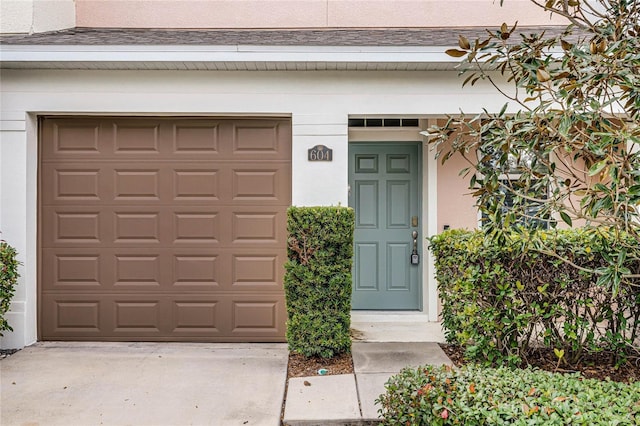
top-left (0, 342), bottom-right (288, 426)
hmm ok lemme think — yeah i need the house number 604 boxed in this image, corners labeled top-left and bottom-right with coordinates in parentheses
top-left (308, 145), bottom-right (333, 162)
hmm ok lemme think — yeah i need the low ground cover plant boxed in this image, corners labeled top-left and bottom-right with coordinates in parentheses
top-left (284, 206), bottom-right (354, 358)
top-left (378, 364), bottom-right (640, 425)
top-left (430, 228), bottom-right (640, 367)
top-left (0, 240), bottom-right (19, 335)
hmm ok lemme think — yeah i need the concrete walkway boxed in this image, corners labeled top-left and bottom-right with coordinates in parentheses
top-left (283, 342), bottom-right (453, 425)
top-left (0, 320), bottom-right (452, 425)
top-left (0, 342), bottom-right (288, 426)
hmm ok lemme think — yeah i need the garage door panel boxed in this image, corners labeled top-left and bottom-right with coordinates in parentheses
top-left (107, 207), bottom-right (172, 248)
top-left (233, 123), bottom-right (279, 154)
top-left (40, 116), bottom-right (291, 342)
top-left (173, 209), bottom-right (221, 245)
top-left (40, 164), bottom-right (103, 204)
top-left (232, 169), bottom-right (279, 201)
top-left (172, 252), bottom-right (222, 289)
top-left (113, 299), bottom-right (166, 334)
top-left (113, 122), bottom-right (161, 154)
top-left (40, 293), bottom-right (105, 337)
top-left (231, 251), bottom-right (285, 291)
top-left (41, 119), bottom-right (103, 160)
top-left (114, 253), bottom-right (163, 288)
top-left (172, 300), bottom-right (219, 330)
top-left (231, 120), bottom-right (291, 158)
top-left (229, 295), bottom-right (286, 338)
top-left (41, 206), bottom-right (103, 246)
top-left (231, 207), bottom-right (287, 246)
top-left (113, 168), bottom-right (162, 201)
top-left (231, 162), bottom-right (291, 203)
top-left (42, 249), bottom-right (103, 290)
top-left (172, 122), bottom-right (221, 155)
top-left (172, 168), bottom-right (220, 201)
top-left (113, 210), bottom-right (162, 244)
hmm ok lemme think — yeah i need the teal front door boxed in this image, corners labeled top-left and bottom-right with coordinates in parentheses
top-left (349, 143), bottom-right (421, 310)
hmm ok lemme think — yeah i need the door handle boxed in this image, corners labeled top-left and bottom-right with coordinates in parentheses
top-left (411, 231), bottom-right (419, 265)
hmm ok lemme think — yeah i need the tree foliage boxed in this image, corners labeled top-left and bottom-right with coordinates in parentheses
top-left (425, 0), bottom-right (640, 290)
top-left (0, 241), bottom-right (19, 335)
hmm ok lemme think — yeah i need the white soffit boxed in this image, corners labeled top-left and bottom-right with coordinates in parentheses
top-left (0, 44), bottom-right (462, 70)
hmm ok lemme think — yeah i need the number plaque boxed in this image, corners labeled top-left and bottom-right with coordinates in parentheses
top-left (308, 145), bottom-right (333, 162)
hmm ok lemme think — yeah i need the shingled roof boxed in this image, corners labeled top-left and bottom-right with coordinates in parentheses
top-left (0, 26), bottom-right (578, 71)
top-left (0, 26), bottom-right (569, 46)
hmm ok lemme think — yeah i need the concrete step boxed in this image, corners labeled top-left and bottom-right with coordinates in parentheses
top-left (283, 374), bottom-right (363, 425)
top-left (283, 341), bottom-right (454, 425)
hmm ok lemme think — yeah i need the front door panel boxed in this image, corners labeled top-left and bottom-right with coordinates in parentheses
top-left (349, 143), bottom-right (421, 309)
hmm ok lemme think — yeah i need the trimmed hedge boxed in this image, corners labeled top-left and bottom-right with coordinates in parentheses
top-left (0, 241), bottom-right (19, 335)
top-left (429, 228), bottom-right (640, 367)
top-left (284, 206), bottom-right (355, 358)
top-left (377, 364), bottom-right (640, 425)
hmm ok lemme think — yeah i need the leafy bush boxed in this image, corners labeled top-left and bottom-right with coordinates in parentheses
top-left (429, 228), bottom-right (640, 367)
top-left (284, 206), bottom-right (354, 358)
top-left (0, 241), bottom-right (19, 335)
top-left (377, 364), bottom-right (640, 425)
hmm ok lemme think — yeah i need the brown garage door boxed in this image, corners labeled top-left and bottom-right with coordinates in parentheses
top-left (39, 117), bottom-right (291, 341)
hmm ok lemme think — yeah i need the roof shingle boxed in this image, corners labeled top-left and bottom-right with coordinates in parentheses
top-left (0, 26), bottom-right (569, 46)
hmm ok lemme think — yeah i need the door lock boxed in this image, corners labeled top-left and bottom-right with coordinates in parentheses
top-left (411, 231), bottom-right (420, 265)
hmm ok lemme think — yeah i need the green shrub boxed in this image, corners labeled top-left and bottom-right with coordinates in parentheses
top-left (284, 206), bottom-right (354, 358)
top-left (377, 364), bottom-right (640, 425)
top-left (0, 241), bottom-right (19, 335)
top-left (429, 228), bottom-right (640, 367)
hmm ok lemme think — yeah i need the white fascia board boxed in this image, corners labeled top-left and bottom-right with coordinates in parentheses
top-left (0, 44), bottom-right (460, 64)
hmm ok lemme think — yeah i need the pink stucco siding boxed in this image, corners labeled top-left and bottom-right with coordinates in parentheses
top-left (75, 0), bottom-right (566, 29)
top-left (437, 153), bottom-right (478, 231)
top-left (436, 121), bottom-right (479, 231)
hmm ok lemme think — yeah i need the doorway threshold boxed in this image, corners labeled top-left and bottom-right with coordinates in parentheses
top-left (350, 311), bottom-right (445, 343)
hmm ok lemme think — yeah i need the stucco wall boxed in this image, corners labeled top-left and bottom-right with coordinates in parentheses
top-left (0, 0), bottom-right (75, 34)
top-left (0, 1), bottom-right (33, 33)
top-left (435, 120), bottom-right (479, 231)
top-left (0, 0), bottom-right (567, 34)
top-left (76, 0), bottom-right (566, 28)
top-left (437, 151), bottom-right (478, 232)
